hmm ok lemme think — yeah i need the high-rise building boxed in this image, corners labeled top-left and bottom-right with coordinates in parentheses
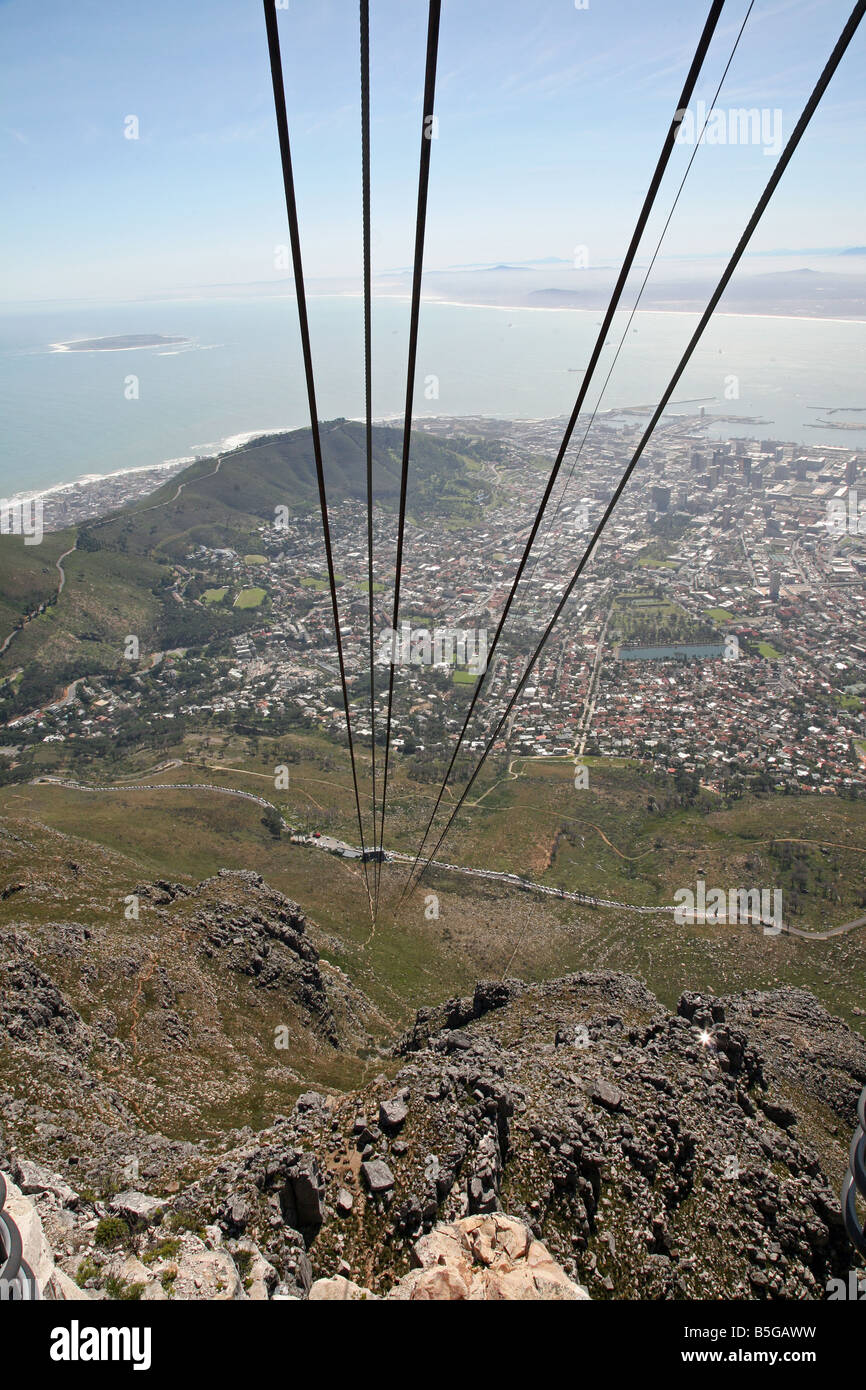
top-left (846, 456), bottom-right (858, 487)
top-left (651, 484), bottom-right (671, 513)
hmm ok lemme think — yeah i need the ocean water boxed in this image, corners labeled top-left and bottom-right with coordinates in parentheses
top-left (1, 295), bottom-right (864, 498)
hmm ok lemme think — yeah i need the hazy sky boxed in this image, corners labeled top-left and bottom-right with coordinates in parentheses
top-left (2, 0), bottom-right (864, 302)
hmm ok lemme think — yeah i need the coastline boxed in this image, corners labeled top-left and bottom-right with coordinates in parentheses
top-left (7, 296), bottom-right (865, 519)
top-left (14, 427), bottom-right (289, 507)
top-left (13, 392), bottom-right (866, 533)
top-left (17, 426), bottom-right (293, 533)
top-left (304, 291), bottom-right (866, 328)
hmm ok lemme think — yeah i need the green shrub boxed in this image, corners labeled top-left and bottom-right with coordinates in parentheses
top-left (104, 1275), bottom-right (145, 1301)
top-left (94, 1216), bottom-right (130, 1248)
top-left (142, 1237), bottom-right (181, 1265)
top-left (74, 1257), bottom-right (100, 1288)
top-left (167, 1209), bottom-right (205, 1238)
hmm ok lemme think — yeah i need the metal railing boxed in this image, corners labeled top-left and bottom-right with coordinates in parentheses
top-left (842, 1083), bottom-right (866, 1257)
top-left (0, 1173), bottom-right (40, 1301)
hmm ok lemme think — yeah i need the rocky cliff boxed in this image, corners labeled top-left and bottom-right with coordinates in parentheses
top-left (4, 969), bottom-right (864, 1300)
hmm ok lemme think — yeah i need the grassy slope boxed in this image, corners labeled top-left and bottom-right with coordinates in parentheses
top-left (1, 548), bottom-right (165, 677)
top-left (0, 530), bottom-right (75, 642)
top-left (88, 421), bottom-right (481, 560)
top-left (7, 736), bottom-right (864, 1045)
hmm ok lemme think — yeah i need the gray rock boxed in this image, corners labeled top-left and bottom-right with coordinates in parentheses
top-left (379, 1097), bottom-right (409, 1131)
top-left (109, 1190), bottom-right (164, 1223)
top-left (361, 1159), bottom-right (395, 1195)
top-left (13, 1159), bottom-right (78, 1208)
top-left (588, 1079), bottom-right (623, 1112)
top-left (285, 1153), bottom-right (325, 1229)
top-left (295, 1091), bottom-right (327, 1113)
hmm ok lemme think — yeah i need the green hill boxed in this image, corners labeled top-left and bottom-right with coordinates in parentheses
top-left (0, 422), bottom-right (489, 716)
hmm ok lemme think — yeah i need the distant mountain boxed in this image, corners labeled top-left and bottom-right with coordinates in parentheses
top-left (518, 271), bottom-right (866, 318)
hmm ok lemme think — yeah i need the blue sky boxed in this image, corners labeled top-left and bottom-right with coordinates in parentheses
top-left (1, 0), bottom-right (864, 302)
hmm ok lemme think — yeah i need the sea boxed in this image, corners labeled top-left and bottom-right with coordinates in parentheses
top-left (1, 294), bottom-right (865, 500)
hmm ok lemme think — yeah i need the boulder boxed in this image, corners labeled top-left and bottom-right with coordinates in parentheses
top-left (361, 1159), bottom-right (395, 1196)
top-left (109, 1191), bottom-right (164, 1224)
top-left (378, 1097), bottom-right (409, 1131)
top-left (284, 1153), bottom-right (325, 1229)
top-left (309, 1275), bottom-right (377, 1300)
top-left (387, 1213), bottom-right (590, 1301)
top-left (157, 1240), bottom-right (246, 1301)
top-left (588, 1078), bottom-right (623, 1112)
top-left (12, 1159), bottom-right (78, 1209)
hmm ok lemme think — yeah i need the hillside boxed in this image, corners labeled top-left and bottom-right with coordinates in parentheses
top-left (0, 817), bottom-right (385, 1163)
top-left (4, 948), bottom-right (864, 1300)
top-left (81, 419), bottom-right (490, 560)
top-left (1, 805), bottom-right (862, 1301)
top-left (0, 422), bottom-right (488, 715)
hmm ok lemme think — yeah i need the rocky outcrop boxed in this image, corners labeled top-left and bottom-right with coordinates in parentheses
top-left (307, 1213), bottom-right (588, 1300)
top-left (387, 1213), bottom-right (589, 1300)
top-left (0, 865), bottom-right (383, 1185)
top-left (0, 931), bottom-right (91, 1052)
top-left (182, 872), bottom-right (338, 1043)
top-left (1, 1175), bottom-right (88, 1301)
top-left (6, 971), bottom-right (865, 1300)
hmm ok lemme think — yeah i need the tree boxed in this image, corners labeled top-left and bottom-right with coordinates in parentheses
top-left (261, 806), bottom-right (282, 839)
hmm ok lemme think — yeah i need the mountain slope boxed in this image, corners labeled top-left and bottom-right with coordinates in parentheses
top-left (3, 937), bottom-right (864, 1299)
top-left (0, 422), bottom-right (490, 714)
top-left (83, 419), bottom-right (489, 560)
top-left (0, 820), bottom-right (384, 1174)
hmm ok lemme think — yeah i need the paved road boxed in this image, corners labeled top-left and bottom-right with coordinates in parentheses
top-left (55, 541), bottom-right (77, 595)
top-left (34, 776), bottom-right (291, 829)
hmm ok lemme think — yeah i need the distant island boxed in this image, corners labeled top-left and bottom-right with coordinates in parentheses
top-left (52, 334), bottom-right (190, 352)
